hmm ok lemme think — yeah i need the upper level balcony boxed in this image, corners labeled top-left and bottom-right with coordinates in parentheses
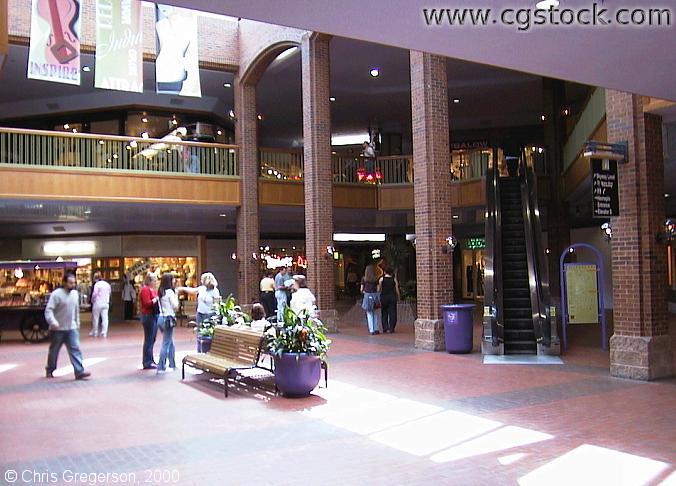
top-left (0, 127), bottom-right (548, 212)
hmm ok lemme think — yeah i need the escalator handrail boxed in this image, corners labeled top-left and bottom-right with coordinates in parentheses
top-left (518, 151), bottom-right (552, 347)
top-left (483, 152), bottom-right (503, 347)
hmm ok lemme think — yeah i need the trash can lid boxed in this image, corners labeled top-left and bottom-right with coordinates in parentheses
top-left (440, 304), bottom-right (476, 310)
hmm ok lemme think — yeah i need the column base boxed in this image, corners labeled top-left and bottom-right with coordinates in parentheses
top-left (321, 309), bottom-right (339, 333)
top-left (415, 318), bottom-right (445, 351)
top-left (481, 340), bottom-right (503, 355)
top-left (610, 334), bottom-right (673, 380)
top-left (538, 338), bottom-right (561, 356)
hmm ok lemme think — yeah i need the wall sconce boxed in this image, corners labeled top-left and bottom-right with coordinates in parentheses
top-left (441, 235), bottom-right (457, 254)
top-left (656, 219), bottom-right (675, 244)
top-left (230, 252), bottom-right (237, 260)
top-left (252, 253), bottom-right (258, 261)
top-left (601, 222), bottom-right (613, 242)
top-left (325, 245), bottom-right (335, 259)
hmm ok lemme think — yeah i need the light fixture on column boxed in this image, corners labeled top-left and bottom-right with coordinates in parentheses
top-left (442, 235), bottom-right (457, 254)
top-left (601, 222), bottom-right (613, 242)
top-left (325, 244), bottom-right (335, 259)
top-left (230, 252), bottom-right (237, 260)
top-left (656, 218), bottom-right (675, 244)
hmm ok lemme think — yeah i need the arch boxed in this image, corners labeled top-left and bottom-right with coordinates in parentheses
top-left (240, 41), bottom-right (301, 86)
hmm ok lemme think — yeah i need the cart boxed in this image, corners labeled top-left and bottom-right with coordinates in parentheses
top-left (0, 260), bottom-right (78, 343)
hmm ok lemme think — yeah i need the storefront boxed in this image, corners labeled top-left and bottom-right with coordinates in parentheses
top-left (460, 237), bottom-right (485, 300)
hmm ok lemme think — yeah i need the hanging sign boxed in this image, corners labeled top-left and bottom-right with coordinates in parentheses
top-left (591, 158), bottom-right (619, 218)
top-left (451, 140), bottom-right (489, 151)
top-left (565, 263), bottom-right (599, 324)
top-left (95, 0), bottom-right (143, 92)
top-left (466, 237), bottom-right (486, 250)
top-left (155, 4), bottom-right (201, 97)
top-left (27, 0), bottom-right (81, 85)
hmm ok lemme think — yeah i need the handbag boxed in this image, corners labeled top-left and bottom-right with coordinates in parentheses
top-left (164, 315), bottom-right (177, 328)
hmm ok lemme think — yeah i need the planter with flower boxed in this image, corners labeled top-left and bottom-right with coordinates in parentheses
top-left (195, 317), bottom-right (217, 353)
top-left (266, 306), bottom-right (331, 397)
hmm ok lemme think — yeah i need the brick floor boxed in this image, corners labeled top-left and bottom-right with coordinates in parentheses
top-left (0, 311), bottom-right (674, 486)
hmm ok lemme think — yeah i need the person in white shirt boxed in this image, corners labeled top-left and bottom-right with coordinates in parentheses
top-left (157, 273), bottom-right (179, 373)
top-left (90, 272), bottom-right (112, 338)
top-left (177, 272), bottom-right (221, 324)
top-left (290, 275), bottom-right (317, 317)
top-left (249, 303), bottom-right (271, 332)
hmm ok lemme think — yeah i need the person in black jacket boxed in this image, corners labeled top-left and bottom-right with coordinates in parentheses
top-left (378, 267), bottom-right (400, 333)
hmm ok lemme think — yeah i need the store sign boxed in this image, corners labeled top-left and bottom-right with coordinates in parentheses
top-left (27, 0), bottom-right (81, 85)
top-left (565, 263), bottom-right (599, 324)
top-left (466, 237), bottom-right (486, 250)
top-left (43, 240), bottom-right (97, 256)
top-left (591, 158), bottom-right (619, 218)
top-left (265, 256), bottom-right (293, 269)
top-left (155, 4), bottom-right (201, 97)
top-left (451, 140), bottom-right (489, 151)
top-left (95, 0), bottom-right (143, 92)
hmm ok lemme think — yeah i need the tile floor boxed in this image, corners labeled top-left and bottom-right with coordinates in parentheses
top-left (0, 308), bottom-right (674, 485)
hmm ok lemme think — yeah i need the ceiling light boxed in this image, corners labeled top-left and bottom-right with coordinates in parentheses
top-left (562, 108), bottom-right (570, 116)
top-left (217, 130), bottom-right (222, 135)
top-left (98, 140), bottom-right (104, 145)
top-left (329, 96), bottom-right (336, 102)
top-left (141, 117), bottom-right (148, 123)
top-left (452, 214), bottom-right (459, 219)
top-left (540, 114), bottom-right (546, 121)
top-left (219, 213), bottom-right (227, 217)
top-left (82, 65), bottom-right (91, 72)
top-left (257, 114), bottom-right (263, 120)
top-left (228, 109), bottom-right (235, 118)
top-left (84, 210), bottom-right (91, 215)
top-left (453, 98), bottom-right (460, 104)
top-left (665, 194), bottom-right (671, 198)
top-left (141, 132), bottom-right (149, 139)
top-left (223, 82), bottom-right (232, 88)
top-left (369, 67), bottom-right (380, 77)
top-left (63, 123), bottom-right (70, 129)
top-left (72, 128), bottom-right (77, 133)
top-left (333, 233), bottom-right (385, 242)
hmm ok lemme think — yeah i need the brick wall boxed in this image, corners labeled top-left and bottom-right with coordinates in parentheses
top-left (234, 80), bottom-right (260, 304)
top-left (8, 0), bottom-right (238, 69)
top-left (301, 32), bottom-right (335, 313)
top-left (410, 51), bottom-right (453, 320)
top-left (606, 90), bottom-right (668, 337)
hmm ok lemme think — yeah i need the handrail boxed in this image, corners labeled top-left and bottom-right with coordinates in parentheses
top-left (0, 127), bottom-right (239, 176)
top-left (482, 147), bottom-right (503, 348)
top-left (518, 149), bottom-right (552, 347)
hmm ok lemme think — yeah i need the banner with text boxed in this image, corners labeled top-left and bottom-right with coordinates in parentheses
top-left (155, 4), bottom-right (201, 97)
top-left (591, 158), bottom-right (620, 218)
top-left (95, 0), bottom-right (143, 92)
top-left (27, 0), bottom-right (81, 85)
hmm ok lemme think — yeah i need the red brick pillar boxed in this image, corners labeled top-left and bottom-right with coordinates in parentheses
top-left (410, 51), bottom-right (453, 350)
top-left (234, 78), bottom-right (260, 304)
top-left (606, 90), bottom-right (673, 380)
top-left (301, 33), bottom-right (337, 330)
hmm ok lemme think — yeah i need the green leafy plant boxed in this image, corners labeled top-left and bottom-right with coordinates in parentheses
top-left (382, 236), bottom-right (411, 275)
top-left (214, 294), bottom-right (251, 327)
top-left (266, 307), bottom-right (331, 359)
top-left (399, 280), bottom-right (417, 301)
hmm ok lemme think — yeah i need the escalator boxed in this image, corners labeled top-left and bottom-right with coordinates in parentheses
top-left (482, 151), bottom-right (558, 355)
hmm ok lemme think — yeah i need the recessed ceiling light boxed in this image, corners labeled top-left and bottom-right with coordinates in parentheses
top-left (223, 82), bottom-right (232, 88)
top-left (540, 114), bottom-right (546, 121)
top-left (141, 117), bottom-right (148, 123)
top-left (452, 214), bottom-right (459, 219)
top-left (217, 130), bottom-right (222, 135)
top-left (257, 114), bottom-right (263, 120)
top-left (82, 65), bottom-right (91, 72)
top-left (369, 67), bottom-right (380, 78)
top-left (329, 96), bottom-right (336, 102)
top-left (219, 213), bottom-right (227, 217)
top-left (63, 123), bottom-right (70, 129)
top-left (453, 98), bottom-right (460, 104)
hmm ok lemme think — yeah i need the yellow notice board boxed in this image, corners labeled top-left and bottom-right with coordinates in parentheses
top-left (565, 264), bottom-right (599, 324)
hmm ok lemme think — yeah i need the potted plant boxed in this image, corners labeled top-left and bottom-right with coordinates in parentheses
top-left (266, 307), bottom-right (331, 397)
top-left (195, 316), bottom-right (217, 353)
top-left (215, 294), bottom-right (251, 327)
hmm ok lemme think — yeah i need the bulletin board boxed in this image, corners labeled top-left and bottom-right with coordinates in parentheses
top-left (564, 263), bottom-right (599, 324)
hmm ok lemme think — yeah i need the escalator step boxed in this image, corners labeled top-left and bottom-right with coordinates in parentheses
top-left (505, 330), bottom-right (535, 341)
top-left (504, 308), bottom-right (532, 318)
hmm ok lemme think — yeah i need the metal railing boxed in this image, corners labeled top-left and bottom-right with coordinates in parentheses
top-left (0, 127), bottom-right (239, 177)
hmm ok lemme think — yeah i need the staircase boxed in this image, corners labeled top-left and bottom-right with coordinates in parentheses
top-left (499, 177), bottom-right (537, 354)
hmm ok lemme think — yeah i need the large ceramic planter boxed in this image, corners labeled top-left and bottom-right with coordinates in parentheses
top-left (274, 353), bottom-right (321, 397)
top-left (196, 335), bottom-right (212, 353)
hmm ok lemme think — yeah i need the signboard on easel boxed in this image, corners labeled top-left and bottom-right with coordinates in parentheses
top-left (564, 263), bottom-right (599, 324)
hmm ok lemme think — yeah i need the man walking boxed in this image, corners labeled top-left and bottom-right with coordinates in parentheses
top-left (45, 272), bottom-right (90, 380)
top-left (275, 265), bottom-right (289, 322)
top-left (90, 272), bottom-right (112, 337)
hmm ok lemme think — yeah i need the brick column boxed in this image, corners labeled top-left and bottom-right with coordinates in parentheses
top-left (234, 78), bottom-right (260, 304)
top-left (606, 90), bottom-right (673, 380)
top-left (301, 33), bottom-right (337, 330)
top-left (410, 51), bottom-right (453, 351)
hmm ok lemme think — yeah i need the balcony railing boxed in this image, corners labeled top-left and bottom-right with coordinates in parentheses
top-left (0, 127), bottom-right (239, 177)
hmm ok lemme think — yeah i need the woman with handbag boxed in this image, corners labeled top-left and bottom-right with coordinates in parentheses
top-left (360, 264), bottom-right (381, 335)
top-left (157, 272), bottom-right (179, 374)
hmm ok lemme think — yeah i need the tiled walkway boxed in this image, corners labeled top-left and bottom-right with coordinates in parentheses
top-left (0, 310), bottom-right (674, 485)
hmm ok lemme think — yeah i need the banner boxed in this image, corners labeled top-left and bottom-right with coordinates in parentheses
top-left (155, 4), bottom-right (201, 97)
top-left (27, 0), bottom-right (81, 85)
top-left (95, 0), bottom-right (143, 92)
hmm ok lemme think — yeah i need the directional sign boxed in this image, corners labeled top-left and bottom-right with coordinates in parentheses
top-left (591, 158), bottom-right (619, 218)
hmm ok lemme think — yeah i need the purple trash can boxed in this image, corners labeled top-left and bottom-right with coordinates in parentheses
top-left (440, 304), bottom-right (475, 353)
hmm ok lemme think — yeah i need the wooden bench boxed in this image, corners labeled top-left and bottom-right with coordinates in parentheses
top-left (182, 325), bottom-right (270, 397)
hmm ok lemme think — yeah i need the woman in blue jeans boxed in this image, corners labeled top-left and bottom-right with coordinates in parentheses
top-left (361, 264), bottom-right (381, 335)
top-left (157, 273), bottom-right (179, 373)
